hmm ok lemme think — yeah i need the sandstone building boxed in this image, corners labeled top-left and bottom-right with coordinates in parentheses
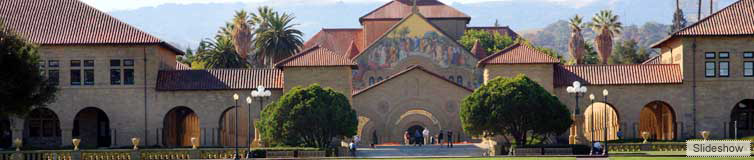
top-left (0, 0), bottom-right (753, 149)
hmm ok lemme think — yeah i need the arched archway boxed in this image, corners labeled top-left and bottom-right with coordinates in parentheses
top-left (731, 99), bottom-right (754, 137)
top-left (73, 107), bottom-right (111, 148)
top-left (23, 108), bottom-right (61, 148)
top-left (0, 118), bottom-right (11, 148)
top-left (393, 109), bottom-right (440, 144)
top-left (219, 106), bottom-right (251, 147)
top-left (639, 101), bottom-right (676, 140)
top-left (584, 102), bottom-right (620, 141)
top-left (163, 107), bottom-right (200, 147)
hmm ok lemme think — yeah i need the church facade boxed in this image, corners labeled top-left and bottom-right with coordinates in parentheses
top-left (1, 0), bottom-right (753, 149)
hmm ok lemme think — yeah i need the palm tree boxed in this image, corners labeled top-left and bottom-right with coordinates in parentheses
top-left (198, 35), bottom-right (250, 69)
top-left (588, 10), bottom-right (622, 64)
top-left (568, 15), bottom-right (586, 65)
top-left (230, 10), bottom-right (255, 65)
top-left (253, 10), bottom-right (304, 68)
top-left (250, 7), bottom-right (276, 66)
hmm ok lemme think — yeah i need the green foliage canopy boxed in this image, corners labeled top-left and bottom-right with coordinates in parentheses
top-left (459, 75), bottom-right (572, 145)
top-left (257, 84), bottom-right (358, 149)
top-left (0, 22), bottom-right (58, 116)
top-left (459, 29), bottom-right (515, 54)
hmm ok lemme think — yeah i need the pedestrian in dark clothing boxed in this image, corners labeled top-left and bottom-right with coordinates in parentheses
top-left (414, 130), bottom-right (422, 146)
top-left (446, 130), bottom-right (453, 148)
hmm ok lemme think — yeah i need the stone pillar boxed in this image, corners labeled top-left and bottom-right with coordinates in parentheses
top-left (130, 150), bottom-right (141, 160)
top-left (61, 128), bottom-right (73, 147)
top-left (71, 151), bottom-right (82, 160)
top-left (569, 115), bottom-right (588, 144)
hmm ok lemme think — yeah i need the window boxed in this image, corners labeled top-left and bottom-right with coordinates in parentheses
top-left (110, 60), bottom-right (121, 67)
top-left (705, 52), bottom-right (716, 59)
top-left (83, 60), bottom-right (94, 67)
top-left (456, 76), bottom-right (463, 84)
top-left (719, 52), bottom-right (730, 59)
top-left (48, 60), bottom-right (59, 67)
top-left (71, 60), bottom-right (81, 67)
top-left (70, 70), bottom-right (81, 85)
top-left (377, 77), bottom-right (383, 82)
top-left (124, 59), bottom-right (134, 66)
top-left (84, 69), bottom-right (94, 85)
top-left (48, 70), bottom-right (59, 85)
top-left (705, 62), bottom-right (716, 77)
top-left (449, 76), bottom-right (455, 82)
top-left (745, 62), bottom-right (754, 77)
top-left (124, 69), bottom-right (134, 85)
top-left (369, 77), bottom-right (375, 85)
top-left (110, 69), bottom-right (121, 85)
top-left (744, 52), bottom-right (754, 58)
top-left (719, 61), bottom-right (729, 77)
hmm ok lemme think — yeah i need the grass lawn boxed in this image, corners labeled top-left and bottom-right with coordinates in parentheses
top-left (610, 158), bottom-right (752, 160)
top-left (361, 157), bottom-right (752, 160)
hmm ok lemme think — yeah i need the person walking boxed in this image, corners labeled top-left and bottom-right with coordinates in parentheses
top-left (414, 130), bottom-right (422, 146)
top-left (438, 130), bottom-right (444, 147)
top-left (404, 131), bottom-right (410, 145)
top-left (349, 141), bottom-right (357, 157)
top-left (422, 128), bottom-right (430, 145)
top-left (446, 130), bottom-right (453, 148)
top-left (371, 131), bottom-right (378, 148)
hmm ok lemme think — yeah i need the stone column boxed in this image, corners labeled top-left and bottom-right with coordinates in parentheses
top-left (61, 127), bottom-right (73, 147)
top-left (569, 115), bottom-right (588, 144)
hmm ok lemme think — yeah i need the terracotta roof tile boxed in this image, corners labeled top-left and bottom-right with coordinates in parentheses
top-left (352, 65), bottom-right (473, 96)
top-left (467, 26), bottom-right (520, 39)
top-left (470, 40), bottom-right (488, 59)
top-left (346, 41), bottom-right (361, 59)
top-left (302, 28), bottom-right (364, 58)
top-left (653, 0), bottom-right (754, 47)
top-left (642, 56), bottom-right (660, 64)
top-left (157, 69), bottom-right (283, 91)
top-left (554, 64), bottom-right (683, 87)
top-left (360, 0), bottom-right (470, 23)
top-left (478, 44), bottom-right (560, 67)
top-left (0, 0), bottom-right (183, 54)
top-left (275, 45), bottom-right (357, 69)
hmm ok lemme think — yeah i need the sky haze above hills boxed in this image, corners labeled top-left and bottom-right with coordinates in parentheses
top-left (86, 0), bottom-right (737, 49)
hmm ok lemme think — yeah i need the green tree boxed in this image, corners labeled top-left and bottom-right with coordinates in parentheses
top-left (583, 42), bottom-right (600, 64)
top-left (230, 10), bottom-right (256, 67)
top-left (460, 75), bottom-right (572, 145)
top-left (588, 10), bottom-right (622, 64)
top-left (258, 84), bottom-right (358, 148)
top-left (0, 22), bottom-right (58, 116)
top-left (196, 35), bottom-right (250, 69)
top-left (459, 29), bottom-right (514, 54)
top-left (568, 15), bottom-right (586, 64)
top-left (253, 7), bottom-right (304, 68)
top-left (609, 39), bottom-right (651, 64)
top-left (671, 0), bottom-right (687, 33)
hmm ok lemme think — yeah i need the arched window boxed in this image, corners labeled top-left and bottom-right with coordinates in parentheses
top-left (369, 77), bottom-right (375, 85)
top-left (456, 76), bottom-right (463, 85)
top-left (377, 77), bottom-right (384, 82)
top-left (26, 108), bottom-right (60, 137)
top-left (449, 76), bottom-right (455, 82)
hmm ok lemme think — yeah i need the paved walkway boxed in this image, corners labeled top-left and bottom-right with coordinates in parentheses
top-left (354, 144), bottom-right (489, 158)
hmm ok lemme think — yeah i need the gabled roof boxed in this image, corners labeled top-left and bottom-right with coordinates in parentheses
top-left (478, 44), bottom-right (560, 67)
top-left (275, 45), bottom-right (357, 69)
top-left (652, 0), bottom-right (754, 48)
top-left (467, 26), bottom-right (520, 40)
top-left (360, 0), bottom-right (470, 23)
top-left (553, 64), bottom-right (683, 87)
top-left (0, 0), bottom-right (183, 54)
top-left (352, 65), bottom-right (473, 96)
top-left (156, 69), bottom-right (284, 91)
top-left (302, 28), bottom-right (364, 58)
top-left (346, 41), bottom-right (361, 59)
top-left (470, 40), bottom-right (488, 59)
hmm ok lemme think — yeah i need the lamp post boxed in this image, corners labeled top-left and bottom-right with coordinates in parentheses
top-left (245, 96), bottom-right (252, 158)
top-left (589, 94), bottom-right (595, 156)
top-left (232, 93), bottom-right (240, 160)
top-left (566, 81), bottom-right (587, 115)
top-left (251, 86), bottom-right (271, 150)
top-left (602, 89), bottom-right (609, 156)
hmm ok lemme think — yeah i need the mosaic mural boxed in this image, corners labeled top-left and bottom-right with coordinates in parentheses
top-left (353, 14), bottom-right (480, 89)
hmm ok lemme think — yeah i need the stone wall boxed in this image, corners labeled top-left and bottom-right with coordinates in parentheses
top-left (483, 64), bottom-right (555, 93)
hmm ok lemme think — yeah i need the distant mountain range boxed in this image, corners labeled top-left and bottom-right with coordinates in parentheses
top-left (107, 0), bottom-right (736, 50)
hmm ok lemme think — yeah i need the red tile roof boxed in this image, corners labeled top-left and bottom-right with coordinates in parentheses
top-left (156, 69), bottom-right (284, 91)
top-left (360, 0), bottom-right (470, 23)
top-left (275, 45), bottom-right (357, 69)
top-left (346, 41), bottom-right (361, 59)
top-left (303, 28), bottom-right (364, 59)
top-left (470, 40), bottom-right (488, 59)
top-left (478, 44), bottom-right (560, 67)
top-left (653, 0), bottom-right (754, 48)
top-left (0, 0), bottom-right (182, 54)
top-left (352, 65), bottom-right (473, 96)
top-left (554, 64), bottom-right (683, 87)
top-left (467, 26), bottom-right (520, 40)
